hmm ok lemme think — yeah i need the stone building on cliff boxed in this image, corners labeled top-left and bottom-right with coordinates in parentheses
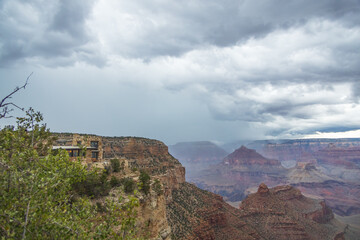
top-left (52, 133), bottom-right (104, 166)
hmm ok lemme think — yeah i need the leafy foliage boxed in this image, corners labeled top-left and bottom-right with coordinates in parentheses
top-left (0, 108), bottom-right (140, 239)
top-left (139, 170), bottom-right (151, 195)
top-left (72, 170), bottom-right (111, 198)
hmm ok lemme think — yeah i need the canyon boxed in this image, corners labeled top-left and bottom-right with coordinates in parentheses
top-left (55, 134), bottom-right (359, 239)
top-left (180, 139), bottom-right (360, 220)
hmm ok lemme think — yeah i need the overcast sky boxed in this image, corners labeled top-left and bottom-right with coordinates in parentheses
top-left (1, 0), bottom-right (360, 144)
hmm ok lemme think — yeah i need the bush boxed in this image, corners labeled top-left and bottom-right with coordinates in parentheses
top-left (122, 177), bottom-right (136, 194)
top-left (110, 158), bottom-right (121, 172)
top-left (139, 170), bottom-right (151, 195)
top-left (72, 171), bottom-right (111, 198)
top-left (110, 176), bottom-right (121, 187)
top-left (153, 179), bottom-right (163, 196)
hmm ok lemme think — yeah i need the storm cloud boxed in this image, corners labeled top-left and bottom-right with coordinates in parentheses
top-left (1, 0), bottom-right (360, 143)
top-left (0, 0), bottom-right (105, 67)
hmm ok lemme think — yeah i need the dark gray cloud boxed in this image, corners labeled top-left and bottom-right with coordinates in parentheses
top-left (1, 0), bottom-right (360, 142)
top-left (0, 0), bottom-right (105, 67)
top-left (92, 0), bottom-right (360, 59)
top-left (2, 0), bottom-right (360, 64)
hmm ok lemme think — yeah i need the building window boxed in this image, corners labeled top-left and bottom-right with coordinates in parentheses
top-left (90, 141), bottom-right (98, 148)
top-left (92, 151), bottom-right (99, 160)
top-left (68, 150), bottom-right (73, 157)
top-left (68, 149), bottom-right (80, 157)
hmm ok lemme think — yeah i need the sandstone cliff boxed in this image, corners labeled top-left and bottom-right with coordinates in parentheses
top-left (101, 137), bottom-right (185, 201)
top-left (54, 134), bottom-right (185, 239)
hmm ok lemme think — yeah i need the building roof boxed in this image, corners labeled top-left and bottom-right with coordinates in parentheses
top-left (52, 146), bottom-right (81, 150)
top-left (52, 146), bottom-right (98, 150)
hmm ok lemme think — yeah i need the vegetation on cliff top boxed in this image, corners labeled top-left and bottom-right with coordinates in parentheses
top-left (0, 83), bottom-right (141, 239)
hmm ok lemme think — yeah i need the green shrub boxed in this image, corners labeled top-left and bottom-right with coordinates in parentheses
top-left (110, 158), bottom-right (121, 172)
top-left (72, 171), bottom-right (111, 198)
top-left (122, 177), bottom-right (136, 194)
top-left (110, 176), bottom-right (121, 187)
top-left (139, 170), bottom-right (151, 195)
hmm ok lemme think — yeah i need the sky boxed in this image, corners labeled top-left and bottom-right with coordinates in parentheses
top-left (1, 0), bottom-right (360, 145)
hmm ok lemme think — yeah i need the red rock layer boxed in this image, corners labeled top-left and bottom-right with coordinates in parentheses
top-left (224, 146), bottom-right (281, 166)
top-left (166, 182), bottom-right (261, 240)
top-left (239, 184), bottom-right (345, 240)
top-left (167, 183), bottom-right (346, 240)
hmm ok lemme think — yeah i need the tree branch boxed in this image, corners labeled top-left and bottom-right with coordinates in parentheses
top-left (22, 184), bottom-right (34, 240)
top-left (0, 73), bottom-right (32, 119)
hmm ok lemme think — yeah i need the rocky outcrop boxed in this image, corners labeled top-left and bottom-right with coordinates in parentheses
top-left (101, 136), bottom-right (185, 202)
top-left (224, 146), bottom-right (281, 167)
top-left (192, 146), bottom-right (287, 201)
top-left (239, 184), bottom-right (345, 240)
top-left (292, 180), bottom-right (360, 216)
top-left (287, 162), bottom-right (334, 183)
top-left (166, 182), bottom-right (261, 240)
top-left (166, 182), bottom-right (348, 239)
top-left (305, 200), bottom-right (334, 224)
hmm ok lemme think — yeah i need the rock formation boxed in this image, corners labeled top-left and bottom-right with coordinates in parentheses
top-left (223, 146), bottom-right (282, 167)
top-left (101, 136), bottom-right (185, 201)
top-left (192, 144), bottom-right (360, 217)
top-left (239, 184), bottom-right (347, 240)
top-left (193, 146), bottom-right (287, 201)
top-left (167, 182), bottom-right (350, 239)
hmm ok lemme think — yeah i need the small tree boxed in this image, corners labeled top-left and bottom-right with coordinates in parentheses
top-left (111, 158), bottom-right (121, 173)
top-left (139, 170), bottom-right (151, 195)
